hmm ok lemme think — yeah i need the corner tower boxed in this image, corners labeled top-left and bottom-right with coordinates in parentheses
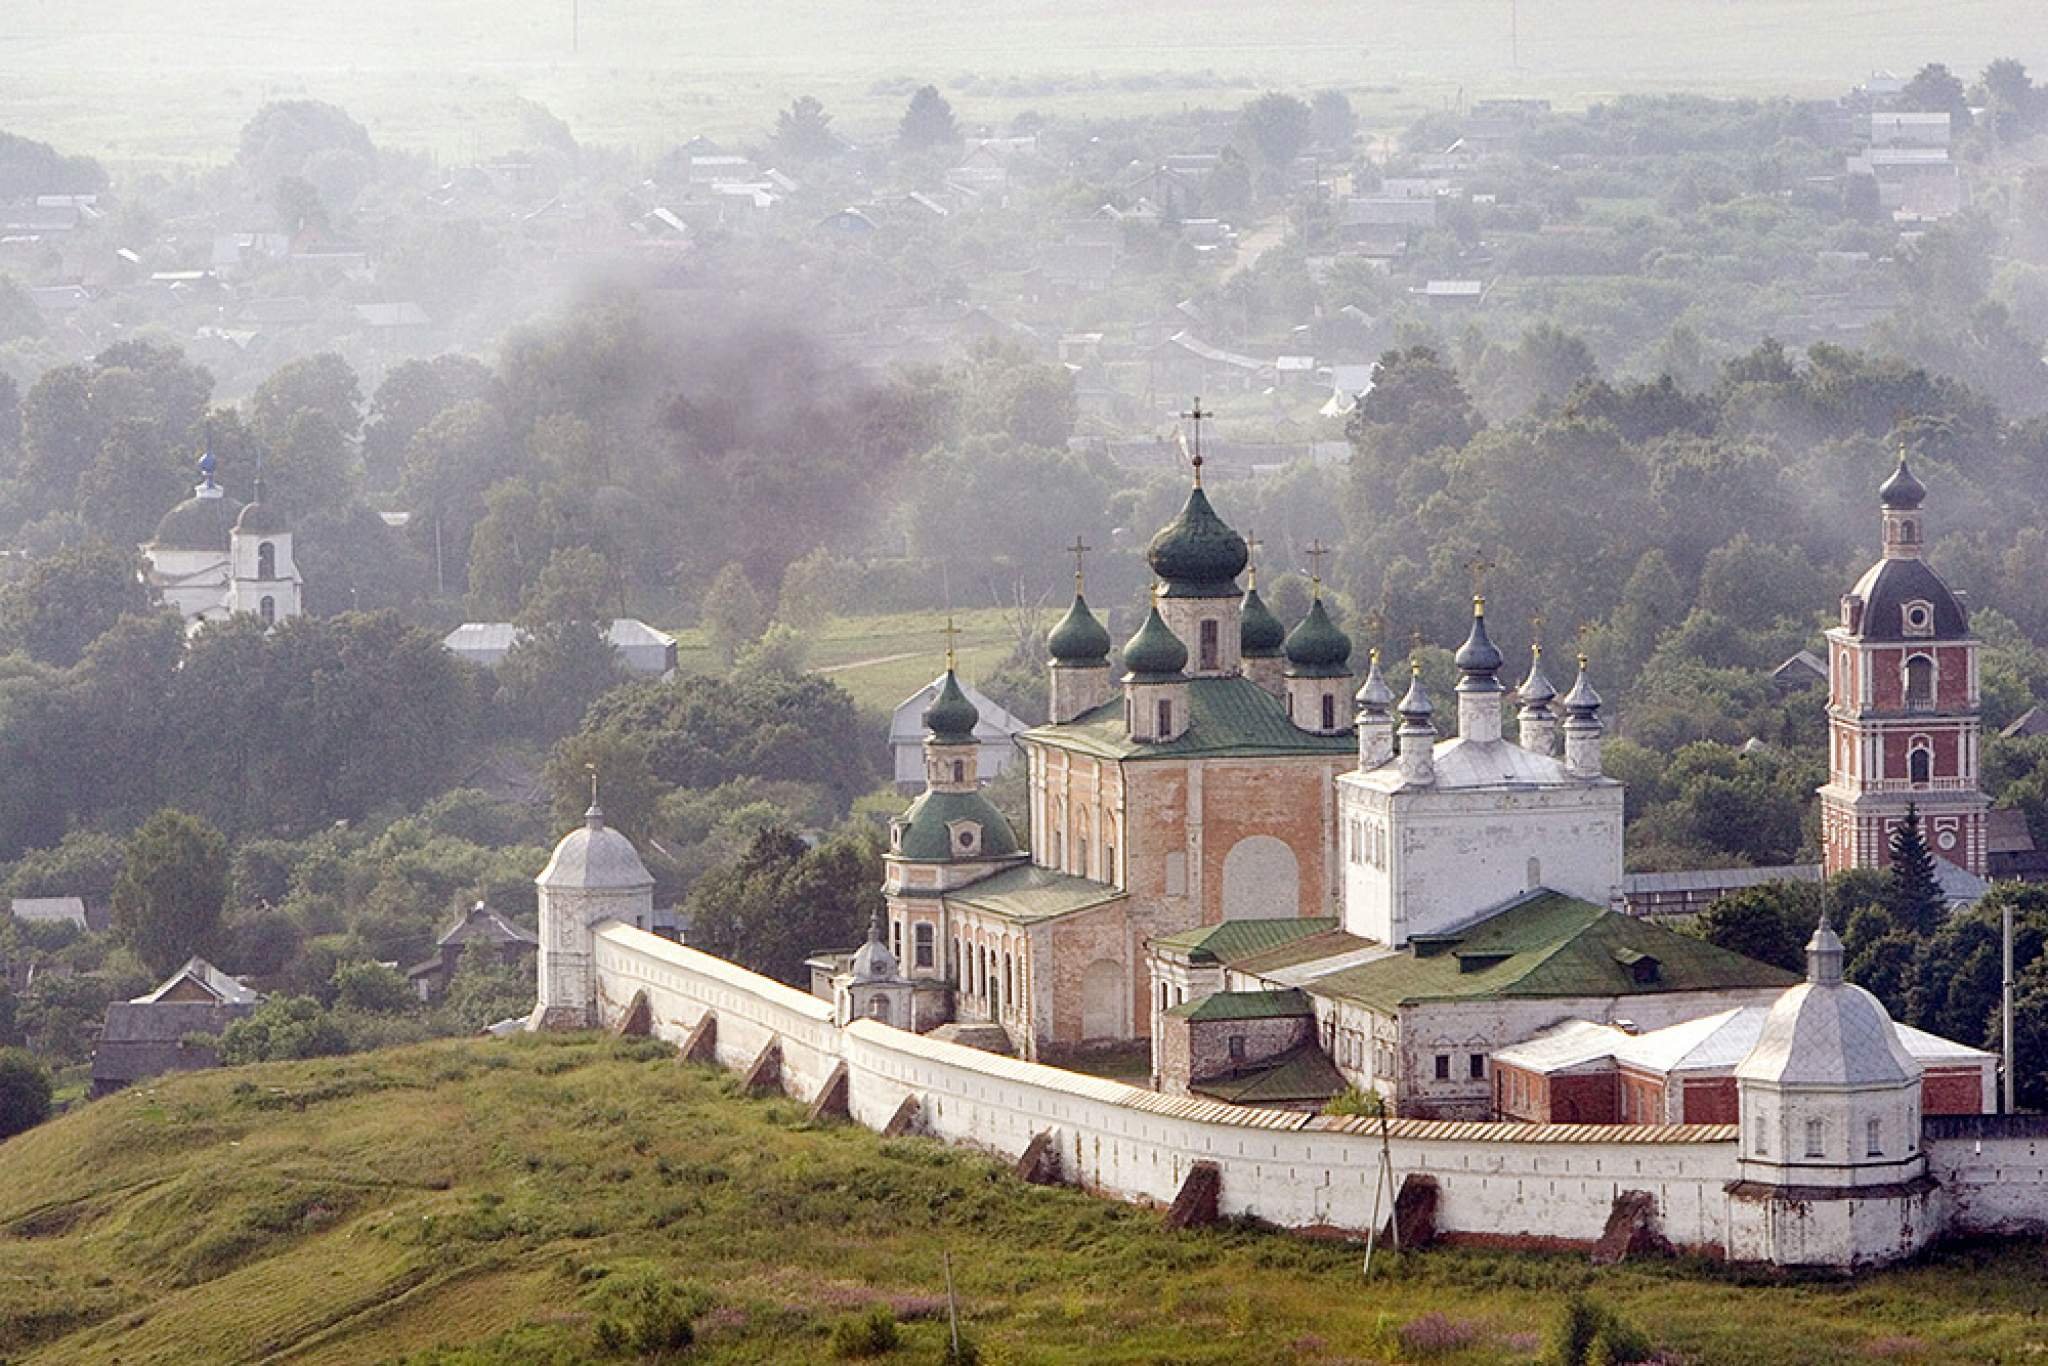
top-left (1819, 456), bottom-right (1987, 880)
top-left (533, 800), bottom-right (656, 1030)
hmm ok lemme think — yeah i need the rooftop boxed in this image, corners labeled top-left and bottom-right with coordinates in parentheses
top-left (1190, 1043), bottom-right (1347, 1106)
top-left (1301, 892), bottom-right (1797, 1014)
top-left (1151, 916), bottom-right (1337, 966)
top-left (1024, 675), bottom-right (1355, 762)
top-left (945, 863), bottom-right (1122, 924)
top-left (1164, 988), bottom-right (1314, 1022)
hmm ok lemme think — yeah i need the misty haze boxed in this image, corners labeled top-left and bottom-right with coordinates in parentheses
top-left (1, 3), bottom-right (2047, 1362)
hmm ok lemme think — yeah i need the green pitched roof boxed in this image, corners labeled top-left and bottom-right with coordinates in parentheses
top-left (1190, 1044), bottom-right (1347, 1106)
top-left (894, 789), bottom-right (1022, 862)
top-left (1152, 916), bottom-right (1338, 966)
top-left (1165, 988), bottom-right (1314, 1022)
top-left (945, 863), bottom-right (1124, 924)
top-left (1023, 676), bottom-right (1355, 762)
top-left (1308, 892), bottom-right (1799, 1014)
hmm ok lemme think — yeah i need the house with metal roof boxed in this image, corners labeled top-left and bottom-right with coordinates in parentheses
top-left (91, 958), bottom-right (263, 1097)
top-left (405, 901), bottom-right (540, 1001)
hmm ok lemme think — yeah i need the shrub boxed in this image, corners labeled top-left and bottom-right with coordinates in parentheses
top-left (1550, 1293), bottom-right (1653, 1366)
top-left (0, 1048), bottom-right (53, 1139)
top-left (1400, 1311), bottom-right (1482, 1357)
top-left (829, 1305), bottom-right (900, 1358)
top-left (590, 1272), bottom-right (701, 1356)
top-left (332, 960), bottom-right (414, 1013)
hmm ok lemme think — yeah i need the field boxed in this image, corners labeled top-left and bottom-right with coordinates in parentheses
top-left (1, 1035), bottom-right (2044, 1364)
top-left (9, 1), bottom-right (2048, 166)
top-left (667, 607), bottom-right (1023, 714)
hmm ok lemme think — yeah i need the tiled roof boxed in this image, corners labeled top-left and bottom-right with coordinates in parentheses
top-left (1151, 916), bottom-right (1337, 966)
top-left (1305, 892), bottom-right (1797, 1013)
top-left (1165, 988), bottom-right (1313, 1022)
top-left (945, 864), bottom-right (1124, 924)
top-left (1022, 676), bottom-right (1355, 761)
top-left (1192, 1043), bottom-right (1347, 1105)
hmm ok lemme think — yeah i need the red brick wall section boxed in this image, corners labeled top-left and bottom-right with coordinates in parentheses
top-left (1547, 1071), bottom-right (1618, 1125)
top-left (1681, 1077), bottom-right (1738, 1126)
top-left (1922, 1065), bottom-right (1988, 1115)
top-left (1188, 759), bottom-right (1337, 921)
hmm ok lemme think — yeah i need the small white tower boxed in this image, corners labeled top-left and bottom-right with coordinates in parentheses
top-left (1355, 648), bottom-right (1396, 770)
top-left (225, 479), bottom-right (303, 627)
top-left (1562, 654), bottom-right (1605, 780)
top-left (1453, 596), bottom-right (1504, 742)
top-left (1517, 644), bottom-right (1559, 758)
top-left (533, 796), bottom-right (655, 1030)
top-left (1395, 663), bottom-right (1437, 787)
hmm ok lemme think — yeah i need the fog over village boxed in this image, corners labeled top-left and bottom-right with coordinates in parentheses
top-left (4, 3), bottom-right (2048, 1362)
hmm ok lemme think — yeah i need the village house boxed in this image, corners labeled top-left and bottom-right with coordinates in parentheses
top-left (91, 958), bottom-right (261, 1097)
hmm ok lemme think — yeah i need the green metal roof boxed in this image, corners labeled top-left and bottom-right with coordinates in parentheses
top-left (1230, 927), bottom-right (1373, 975)
top-left (945, 863), bottom-right (1124, 924)
top-left (1022, 676), bottom-right (1355, 762)
top-left (1190, 1043), bottom-right (1347, 1106)
top-left (1152, 916), bottom-right (1338, 966)
top-left (921, 669), bottom-right (980, 743)
top-left (1165, 987), bottom-right (1314, 1022)
top-left (1047, 592), bottom-right (1112, 664)
top-left (1307, 892), bottom-right (1799, 1014)
top-left (894, 789), bottom-right (1022, 862)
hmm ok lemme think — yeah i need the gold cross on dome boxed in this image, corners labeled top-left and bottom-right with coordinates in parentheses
top-left (941, 615), bottom-right (960, 671)
top-left (1066, 536), bottom-right (1092, 593)
top-left (1244, 529), bottom-right (1262, 586)
top-left (1305, 539), bottom-right (1331, 596)
top-left (1466, 556), bottom-right (1495, 603)
top-left (1180, 396), bottom-right (1210, 484)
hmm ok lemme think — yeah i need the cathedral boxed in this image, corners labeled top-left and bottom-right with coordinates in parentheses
top-left (141, 452), bottom-right (304, 631)
top-left (833, 427), bottom-right (1995, 1120)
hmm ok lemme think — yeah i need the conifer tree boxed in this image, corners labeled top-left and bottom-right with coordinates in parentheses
top-left (1887, 805), bottom-right (1946, 937)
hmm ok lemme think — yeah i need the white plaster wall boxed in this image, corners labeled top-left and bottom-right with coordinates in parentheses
top-left (589, 924), bottom-right (1749, 1252)
top-left (1926, 1133), bottom-right (2048, 1235)
top-left (1339, 776), bottom-right (1623, 946)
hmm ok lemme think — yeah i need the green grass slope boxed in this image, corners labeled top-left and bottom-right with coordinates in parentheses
top-left (0, 1035), bottom-right (2042, 1364)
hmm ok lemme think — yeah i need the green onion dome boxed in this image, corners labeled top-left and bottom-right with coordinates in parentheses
top-left (1282, 598), bottom-right (1352, 678)
top-left (1047, 593), bottom-right (1112, 665)
top-left (921, 670), bottom-right (981, 743)
top-left (1146, 486), bottom-right (1248, 599)
top-left (1121, 604), bottom-right (1189, 682)
top-left (1240, 586), bottom-right (1285, 658)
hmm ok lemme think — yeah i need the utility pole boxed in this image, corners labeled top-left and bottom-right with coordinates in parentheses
top-left (2003, 897), bottom-right (2017, 1114)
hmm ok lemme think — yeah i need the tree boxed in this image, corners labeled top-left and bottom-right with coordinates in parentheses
top-left (250, 352), bottom-right (364, 446)
top-left (0, 1048), bottom-right (52, 1140)
top-left (701, 562), bottom-right (767, 664)
top-left (498, 547), bottom-right (622, 742)
top-left (1886, 806), bottom-right (1945, 936)
top-left (1238, 92), bottom-right (1313, 171)
top-left (237, 100), bottom-right (376, 189)
top-left (1310, 89), bottom-right (1356, 149)
top-left (545, 730), bottom-right (661, 846)
top-left (443, 952), bottom-right (534, 1031)
top-left (272, 174), bottom-right (327, 234)
top-left (1900, 63), bottom-right (1972, 124)
top-left (776, 547), bottom-right (852, 630)
top-left (898, 85), bottom-right (959, 150)
top-left (112, 810), bottom-right (230, 977)
top-left (1691, 883), bottom-right (1814, 974)
top-left (0, 542), bottom-right (156, 667)
top-left (331, 961), bottom-right (412, 1013)
top-left (217, 996), bottom-right (347, 1064)
top-left (0, 273), bottom-right (42, 344)
top-left (774, 95), bottom-right (838, 159)
top-left (685, 826), bottom-right (881, 984)
top-left (363, 355), bottom-right (500, 492)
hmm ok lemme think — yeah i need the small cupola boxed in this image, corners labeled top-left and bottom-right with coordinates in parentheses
top-left (1561, 653), bottom-right (1605, 779)
top-left (1282, 580), bottom-right (1353, 736)
top-left (1240, 579), bottom-right (1286, 694)
top-left (1879, 452), bottom-right (1928, 560)
top-left (921, 655), bottom-right (983, 792)
top-left (1396, 661), bottom-right (1437, 786)
top-left (1355, 646), bottom-right (1396, 769)
top-left (1453, 595), bottom-right (1506, 742)
top-left (1517, 643), bottom-right (1559, 757)
top-left (1047, 542), bottom-right (1115, 723)
top-left (1121, 600), bottom-right (1190, 743)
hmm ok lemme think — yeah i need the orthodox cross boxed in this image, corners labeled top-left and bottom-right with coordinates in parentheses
top-left (1244, 529), bottom-right (1263, 586)
top-left (1529, 613), bottom-right (1545, 658)
top-left (1181, 397), bottom-right (1210, 484)
top-left (1066, 536), bottom-right (1092, 594)
top-left (584, 762), bottom-right (599, 810)
top-left (1304, 539), bottom-right (1331, 596)
top-left (941, 614), bottom-right (960, 671)
top-left (1466, 556), bottom-right (1495, 609)
top-left (1363, 608), bottom-right (1388, 653)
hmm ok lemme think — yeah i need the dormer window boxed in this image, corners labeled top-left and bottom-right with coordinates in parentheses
top-left (1902, 599), bottom-right (1934, 639)
top-left (889, 820), bottom-right (906, 852)
top-left (947, 819), bottom-right (980, 854)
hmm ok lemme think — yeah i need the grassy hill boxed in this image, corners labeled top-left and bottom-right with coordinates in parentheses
top-left (0, 1036), bottom-right (2042, 1364)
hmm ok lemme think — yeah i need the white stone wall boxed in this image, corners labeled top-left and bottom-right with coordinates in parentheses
top-left (1337, 777), bottom-right (1623, 945)
top-left (1926, 1128), bottom-right (2048, 1235)
top-left (590, 924), bottom-right (1751, 1253)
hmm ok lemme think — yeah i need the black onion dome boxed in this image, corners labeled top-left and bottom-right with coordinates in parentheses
top-left (1047, 594), bottom-right (1112, 664)
top-left (922, 670), bottom-right (981, 743)
top-left (1846, 557), bottom-right (1967, 641)
top-left (152, 492), bottom-right (245, 551)
top-left (1239, 586), bottom-right (1285, 657)
top-left (1122, 605), bottom-right (1190, 682)
top-left (1397, 665), bottom-right (1434, 721)
top-left (1518, 647), bottom-right (1557, 708)
top-left (1282, 598), bottom-right (1352, 678)
top-left (1562, 657), bottom-right (1603, 718)
top-left (1146, 486), bottom-right (1248, 599)
top-left (1454, 597), bottom-right (1504, 687)
top-left (1879, 456), bottom-right (1927, 510)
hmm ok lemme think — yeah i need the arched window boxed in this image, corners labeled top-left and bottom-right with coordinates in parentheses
top-left (1156, 698), bottom-right (1172, 736)
top-left (259, 596), bottom-right (276, 625)
top-left (1909, 745), bottom-right (1931, 786)
top-left (1321, 693), bottom-right (1336, 731)
top-left (1905, 654), bottom-right (1934, 708)
top-left (913, 923), bottom-right (934, 969)
top-left (257, 542), bottom-right (276, 579)
top-left (1199, 619), bottom-right (1219, 671)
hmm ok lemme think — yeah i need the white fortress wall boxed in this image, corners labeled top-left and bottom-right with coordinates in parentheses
top-left (592, 923), bottom-right (1746, 1250)
top-left (1924, 1117), bottom-right (2048, 1235)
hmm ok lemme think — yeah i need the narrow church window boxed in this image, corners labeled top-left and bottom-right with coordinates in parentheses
top-left (260, 596), bottom-right (276, 625)
top-left (257, 542), bottom-right (275, 579)
top-left (1804, 1117), bottom-right (1825, 1158)
top-left (952, 759), bottom-right (964, 783)
top-left (1434, 1054), bottom-right (1451, 1081)
top-left (1228, 1034), bottom-right (1246, 1061)
top-left (1200, 619), bottom-right (1219, 671)
top-left (1077, 835), bottom-right (1089, 876)
top-left (1905, 654), bottom-right (1934, 707)
top-left (914, 924), bottom-right (934, 969)
top-left (1468, 1053), bottom-right (1485, 1080)
top-left (1909, 746), bottom-right (1931, 785)
top-left (1755, 1115), bottom-right (1769, 1155)
top-left (1003, 953), bottom-right (1014, 1010)
top-left (1321, 693), bottom-right (1336, 731)
top-left (1156, 699), bottom-right (1172, 735)
top-left (1866, 1117), bottom-right (1882, 1156)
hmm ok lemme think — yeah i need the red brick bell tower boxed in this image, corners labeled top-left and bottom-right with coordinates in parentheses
top-left (1819, 457), bottom-right (1987, 879)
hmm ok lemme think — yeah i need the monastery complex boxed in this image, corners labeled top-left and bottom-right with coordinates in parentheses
top-left (530, 438), bottom-right (2048, 1270)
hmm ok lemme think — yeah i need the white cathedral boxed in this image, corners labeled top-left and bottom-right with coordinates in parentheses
top-left (141, 452), bottom-right (304, 630)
